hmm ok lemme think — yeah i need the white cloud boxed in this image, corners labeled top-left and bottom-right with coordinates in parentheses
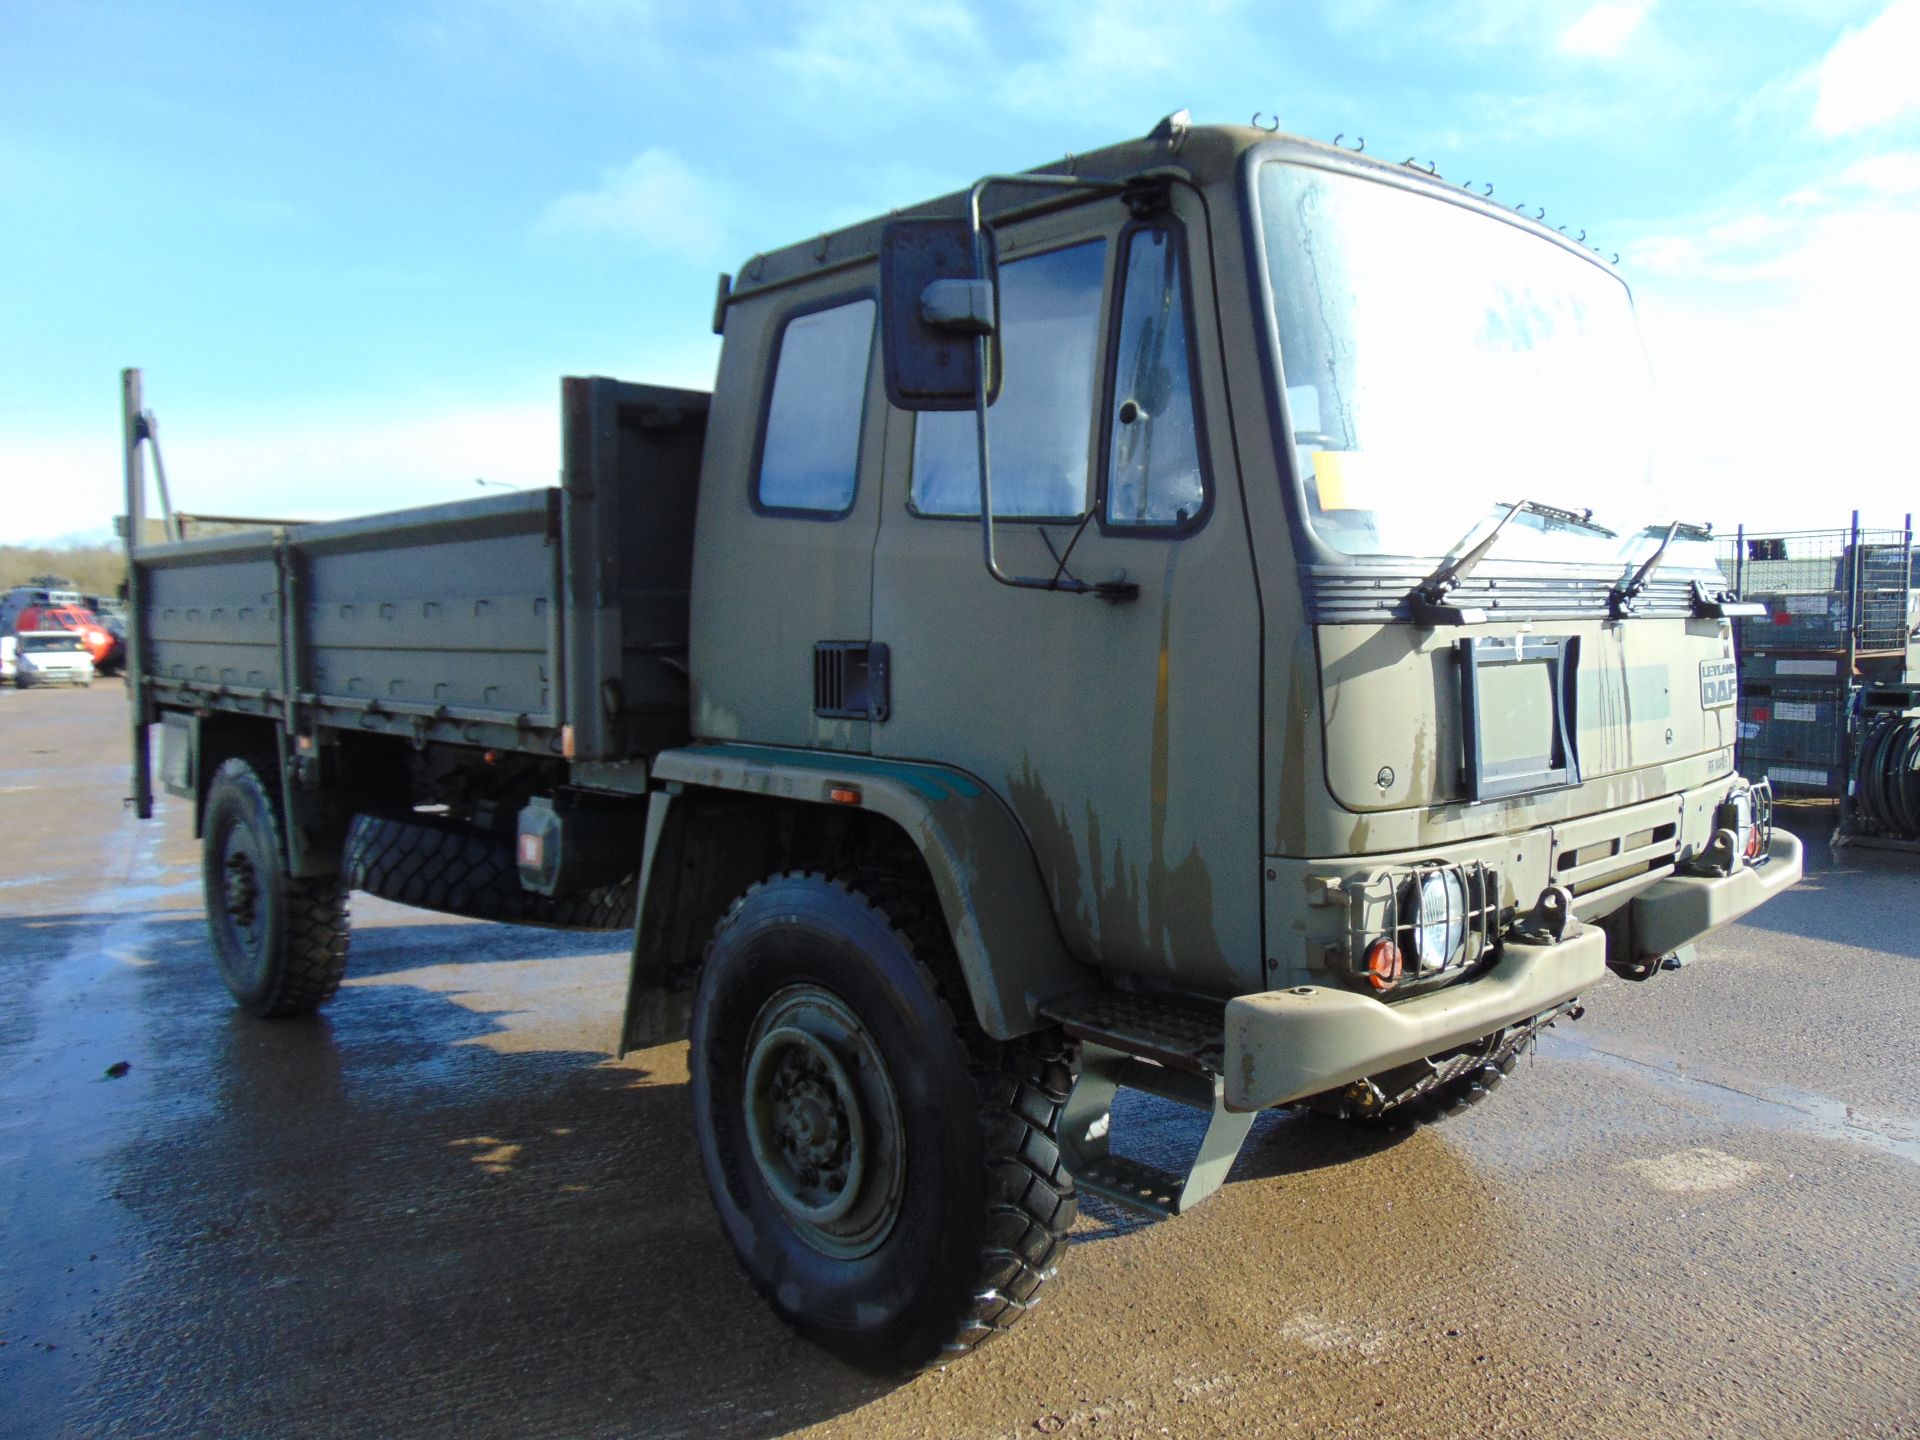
top-left (1557, 1), bottom-right (1654, 57)
top-left (1836, 149), bottom-right (1920, 192)
top-left (1624, 153), bottom-right (1920, 531)
top-left (1, 403), bottom-right (562, 544)
top-left (536, 148), bottom-right (728, 260)
top-left (1813, 0), bottom-right (1920, 136)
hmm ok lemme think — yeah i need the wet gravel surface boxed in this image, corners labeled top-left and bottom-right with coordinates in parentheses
top-left (1, 686), bottom-right (1915, 1438)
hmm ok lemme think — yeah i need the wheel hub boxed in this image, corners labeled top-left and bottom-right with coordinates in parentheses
top-left (224, 852), bottom-right (259, 933)
top-left (743, 986), bottom-right (905, 1259)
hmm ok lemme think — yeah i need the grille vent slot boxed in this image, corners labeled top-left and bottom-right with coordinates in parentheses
top-left (814, 642), bottom-right (889, 722)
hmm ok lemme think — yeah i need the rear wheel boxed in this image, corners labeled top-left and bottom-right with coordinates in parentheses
top-left (201, 758), bottom-right (349, 1017)
top-left (690, 869), bottom-right (1077, 1373)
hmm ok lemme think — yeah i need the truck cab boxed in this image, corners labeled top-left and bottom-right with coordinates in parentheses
top-left (689, 119), bottom-right (1796, 1089)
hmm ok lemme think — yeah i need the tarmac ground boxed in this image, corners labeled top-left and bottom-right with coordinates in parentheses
top-left (1, 684), bottom-right (1915, 1438)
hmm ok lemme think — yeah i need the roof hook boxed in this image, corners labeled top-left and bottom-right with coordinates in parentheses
top-left (1533, 205), bottom-right (1546, 221)
top-left (1577, 228), bottom-right (1587, 242)
top-left (1481, 182), bottom-right (1494, 196)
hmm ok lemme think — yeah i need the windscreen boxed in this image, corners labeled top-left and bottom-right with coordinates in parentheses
top-left (1257, 161), bottom-right (1711, 573)
top-left (22, 634), bottom-right (83, 652)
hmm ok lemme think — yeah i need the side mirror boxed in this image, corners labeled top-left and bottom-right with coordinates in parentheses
top-left (877, 217), bottom-right (1001, 412)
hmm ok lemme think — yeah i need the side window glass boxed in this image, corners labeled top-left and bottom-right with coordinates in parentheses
top-left (1107, 228), bottom-right (1204, 526)
top-left (756, 299), bottom-right (876, 515)
top-left (911, 239), bottom-right (1107, 518)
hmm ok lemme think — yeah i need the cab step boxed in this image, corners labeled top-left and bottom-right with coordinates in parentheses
top-left (1040, 990), bottom-right (1227, 1075)
top-left (1041, 990), bottom-right (1251, 1219)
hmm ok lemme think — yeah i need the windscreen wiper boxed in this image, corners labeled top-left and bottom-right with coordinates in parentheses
top-left (1609, 520), bottom-right (1753, 618)
top-left (1408, 498), bottom-right (1530, 626)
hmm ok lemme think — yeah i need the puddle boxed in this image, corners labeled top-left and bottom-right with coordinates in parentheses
top-left (1544, 1029), bottom-right (1920, 1168)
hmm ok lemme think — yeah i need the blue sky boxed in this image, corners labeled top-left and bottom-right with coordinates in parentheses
top-left (3, 0), bottom-right (1917, 543)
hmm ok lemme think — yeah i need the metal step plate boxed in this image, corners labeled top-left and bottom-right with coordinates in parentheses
top-left (1040, 991), bottom-right (1226, 1075)
top-left (1072, 1153), bottom-right (1188, 1218)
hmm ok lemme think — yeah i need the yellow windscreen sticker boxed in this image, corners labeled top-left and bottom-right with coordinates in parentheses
top-left (1311, 451), bottom-right (1370, 511)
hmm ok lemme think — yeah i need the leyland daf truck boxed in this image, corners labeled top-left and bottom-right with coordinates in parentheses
top-left (122, 114), bottom-right (1801, 1373)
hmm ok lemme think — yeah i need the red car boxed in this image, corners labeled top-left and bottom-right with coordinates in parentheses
top-left (14, 603), bottom-right (119, 673)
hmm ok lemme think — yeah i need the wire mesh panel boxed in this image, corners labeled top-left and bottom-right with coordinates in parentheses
top-left (1720, 523), bottom-right (1916, 659)
top-left (1735, 680), bottom-right (1850, 796)
top-left (1846, 541), bottom-right (1916, 652)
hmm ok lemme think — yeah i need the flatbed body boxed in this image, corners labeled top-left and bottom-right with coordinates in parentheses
top-left (129, 379), bottom-right (707, 767)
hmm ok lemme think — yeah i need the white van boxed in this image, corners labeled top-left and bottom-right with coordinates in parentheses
top-left (13, 630), bottom-right (95, 687)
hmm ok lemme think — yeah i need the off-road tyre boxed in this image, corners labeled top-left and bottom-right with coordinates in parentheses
top-left (690, 868), bottom-right (1078, 1374)
top-left (201, 757), bottom-right (349, 1017)
top-left (343, 812), bottom-right (636, 931)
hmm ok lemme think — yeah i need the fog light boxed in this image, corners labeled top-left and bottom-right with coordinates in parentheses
top-left (1365, 937), bottom-right (1402, 992)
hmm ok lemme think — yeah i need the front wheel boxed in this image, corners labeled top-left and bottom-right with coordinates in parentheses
top-left (201, 758), bottom-right (349, 1017)
top-left (690, 870), bottom-right (1077, 1373)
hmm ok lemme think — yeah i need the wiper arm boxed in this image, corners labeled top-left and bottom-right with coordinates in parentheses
top-left (1610, 519), bottom-right (1710, 618)
top-left (1409, 498), bottom-right (1529, 627)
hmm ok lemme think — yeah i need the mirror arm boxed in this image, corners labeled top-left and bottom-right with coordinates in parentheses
top-left (964, 173), bottom-right (1146, 601)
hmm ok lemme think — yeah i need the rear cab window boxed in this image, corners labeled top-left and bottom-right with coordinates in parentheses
top-left (756, 298), bottom-right (877, 517)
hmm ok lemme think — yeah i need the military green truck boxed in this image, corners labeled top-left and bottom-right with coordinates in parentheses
top-left (123, 114), bottom-right (1802, 1373)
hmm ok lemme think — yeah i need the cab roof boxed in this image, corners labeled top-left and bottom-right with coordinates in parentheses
top-left (720, 117), bottom-right (1618, 314)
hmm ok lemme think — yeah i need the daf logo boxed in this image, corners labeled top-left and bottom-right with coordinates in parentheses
top-left (1699, 658), bottom-right (1738, 710)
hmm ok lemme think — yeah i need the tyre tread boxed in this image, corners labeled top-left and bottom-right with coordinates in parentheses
top-left (344, 813), bottom-right (636, 930)
top-left (205, 757), bottom-right (349, 1017)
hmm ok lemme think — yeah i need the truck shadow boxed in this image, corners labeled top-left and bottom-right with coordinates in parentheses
top-left (5, 908), bottom-right (895, 1439)
top-left (11, 906), bottom-right (1436, 1438)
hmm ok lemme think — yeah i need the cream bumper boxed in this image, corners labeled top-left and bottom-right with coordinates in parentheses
top-left (1626, 831), bottom-right (1803, 959)
top-left (1223, 925), bottom-right (1606, 1112)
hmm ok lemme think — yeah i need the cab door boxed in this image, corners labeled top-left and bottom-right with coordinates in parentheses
top-left (870, 188), bottom-right (1264, 997)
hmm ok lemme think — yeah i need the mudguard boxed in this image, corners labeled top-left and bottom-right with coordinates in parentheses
top-left (648, 743), bottom-right (1091, 1039)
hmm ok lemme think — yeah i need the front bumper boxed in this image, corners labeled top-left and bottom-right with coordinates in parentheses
top-left (1225, 830), bottom-right (1803, 1113)
top-left (1627, 830), bottom-right (1802, 958)
top-left (1223, 924), bottom-right (1606, 1112)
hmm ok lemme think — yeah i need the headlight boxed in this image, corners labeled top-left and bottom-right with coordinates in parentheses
top-left (1411, 867), bottom-right (1468, 973)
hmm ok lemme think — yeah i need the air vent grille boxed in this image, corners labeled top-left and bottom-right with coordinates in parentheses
top-left (813, 642), bottom-right (889, 721)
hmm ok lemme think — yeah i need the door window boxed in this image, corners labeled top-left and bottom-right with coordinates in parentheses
top-left (910, 239), bottom-right (1107, 518)
top-left (756, 298), bottom-right (876, 516)
top-left (1105, 227), bottom-right (1204, 527)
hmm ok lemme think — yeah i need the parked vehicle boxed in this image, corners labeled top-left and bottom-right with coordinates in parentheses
top-left (3, 585), bottom-right (121, 674)
top-left (15, 630), bottom-right (95, 687)
top-left (124, 115), bottom-right (1801, 1373)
